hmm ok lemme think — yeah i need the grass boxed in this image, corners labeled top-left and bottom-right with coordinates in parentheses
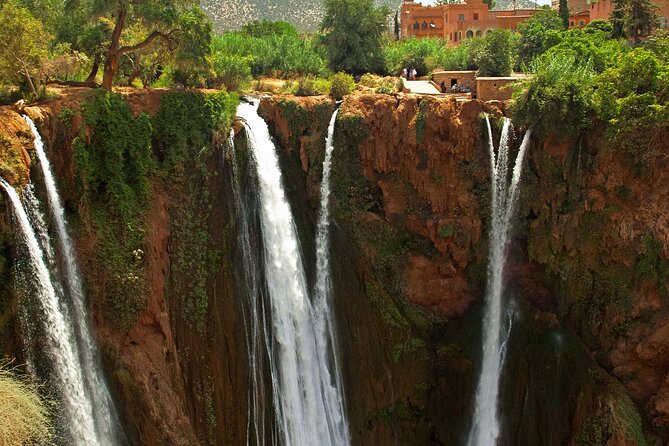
top-left (0, 363), bottom-right (53, 445)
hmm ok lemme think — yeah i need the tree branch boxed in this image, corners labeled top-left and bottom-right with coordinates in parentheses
top-left (118, 31), bottom-right (177, 56)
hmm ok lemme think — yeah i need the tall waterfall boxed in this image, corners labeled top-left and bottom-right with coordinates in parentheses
top-left (312, 108), bottom-right (349, 444)
top-left (235, 99), bottom-right (348, 446)
top-left (0, 178), bottom-right (98, 445)
top-left (24, 116), bottom-right (121, 444)
top-left (226, 128), bottom-right (274, 445)
top-left (468, 117), bottom-right (532, 446)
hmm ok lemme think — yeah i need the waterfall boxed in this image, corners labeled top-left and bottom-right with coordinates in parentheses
top-left (312, 107), bottom-right (349, 445)
top-left (235, 99), bottom-right (348, 446)
top-left (226, 128), bottom-right (274, 445)
top-left (468, 117), bottom-right (532, 446)
top-left (0, 178), bottom-right (98, 445)
top-left (24, 116), bottom-right (121, 445)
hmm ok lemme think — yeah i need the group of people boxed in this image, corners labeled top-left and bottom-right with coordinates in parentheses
top-left (401, 67), bottom-right (418, 80)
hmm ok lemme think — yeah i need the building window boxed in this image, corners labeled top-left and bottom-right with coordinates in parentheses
top-left (466, 30), bottom-right (474, 39)
top-left (458, 14), bottom-right (465, 21)
top-left (579, 20), bottom-right (584, 27)
top-left (660, 17), bottom-right (668, 29)
top-left (476, 30), bottom-right (482, 37)
top-left (570, 21), bottom-right (574, 27)
top-left (473, 13), bottom-right (479, 20)
top-left (429, 20), bottom-right (436, 28)
top-left (413, 21), bottom-right (420, 29)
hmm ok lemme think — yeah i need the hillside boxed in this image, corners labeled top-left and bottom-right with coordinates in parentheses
top-left (492, 0), bottom-right (542, 10)
top-left (201, 0), bottom-right (402, 32)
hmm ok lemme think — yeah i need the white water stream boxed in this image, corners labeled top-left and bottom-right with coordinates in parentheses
top-left (24, 116), bottom-right (120, 445)
top-left (235, 100), bottom-right (348, 446)
top-left (468, 117), bottom-right (532, 446)
top-left (0, 178), bottom-right (98, 445)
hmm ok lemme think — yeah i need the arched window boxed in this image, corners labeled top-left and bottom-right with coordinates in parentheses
top-left (475, 30), bottom-right (482, 37)
top-left (466, 30), bottom-right (474, 39)
top-left (413, 21), bottom-right (420, 29)
top-left (485, 29), bottom-right (493, 35)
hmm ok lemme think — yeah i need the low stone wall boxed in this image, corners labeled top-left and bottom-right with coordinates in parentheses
top-left (432, 70), bottom-right (477, 93)
top-left (476, 77), bottom-right (519, 101)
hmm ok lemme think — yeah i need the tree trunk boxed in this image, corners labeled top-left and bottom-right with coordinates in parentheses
top-left (102, 0), bottom-right (128, 90)
top-left (102, 52), bottom-right (119, 90)
top-left (20, 61), bottom-right (38, 99)
top-left (85, 59), bottom-right (100, 84)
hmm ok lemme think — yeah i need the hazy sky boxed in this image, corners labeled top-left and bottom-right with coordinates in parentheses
top-left (419, 0), bottom-right (553, 6)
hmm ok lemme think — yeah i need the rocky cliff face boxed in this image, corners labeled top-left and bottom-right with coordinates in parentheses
top-left (0, 88), bottom-right (667, 445)
top-left (259, 92), bottom-right (667, 444)
top-left (0, 89), bottom-right (247, 445)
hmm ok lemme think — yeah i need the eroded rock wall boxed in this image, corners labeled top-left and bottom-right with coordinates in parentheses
top-left (260, 92), bottom-right (665, 444)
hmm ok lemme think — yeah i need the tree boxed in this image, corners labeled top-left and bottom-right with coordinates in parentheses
top-left (241, 19), bottom-right (298, 38)
top-left (471, 30), bottom-right (516, 77)
top-left (319, 0), bottom-right (390, 74)
top-left (0, 1), bottom-right (51, 97)
top-left (54, 0), bottom-right (212, 89)
top-left (559, 0), bottom-right (570, 29)
top-left (610, 0), bottom-right (628, 38)
top-left (626, 0), bottom-right (658, 43)
top-left (517, 10), bottom-right (565, 65)
top-left (610, 0), bottom-right (658, 41)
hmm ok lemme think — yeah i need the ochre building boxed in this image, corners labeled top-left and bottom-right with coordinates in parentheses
top-left (400, 0), bottom-right (541, 45)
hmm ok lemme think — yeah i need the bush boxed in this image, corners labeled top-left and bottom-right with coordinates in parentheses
top-left (383, 37), bottom-right (445, 76)
top-left (0, 363), bottom-right (53, 445)
top-left (211, 30), bottom-right (326, 79)
top-left (511, 53), bottom-right (596, 137)
top-left (329, 72), bottom-right (355, 100)
top-left (294, 76), bottom-right (331, 96)
top-left (544, 31), bottom-right (625, 73)
top-left (427, 42), bottom-right (475, 71)
top-left (517, 10), bottom-right (565, 65)
top-left (470, 30), bottom-right (517, 77)
top-left (210, 52), bottom-right (252, 91)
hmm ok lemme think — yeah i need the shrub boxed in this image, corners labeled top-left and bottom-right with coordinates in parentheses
top-left (383, 37), bottom-right (445, 76)
top-left (511, 53), bottom-right (596, 137)
top-left (210, 53), bottom-right (252, 91)
top-left (593, 47), bottom-right (669, 171)
top-left (0, 363), bottom-right (53, 445)
top-left (329, 72), bottom-right (355, 100)
top-left (470, 30), bottom-right (517, 77)
top-left (211, 30), bottom-right (326, 79)
top-left (294, 76), bottom-right (330, 96)
top-left (427, 41), bottom-right (474, 71)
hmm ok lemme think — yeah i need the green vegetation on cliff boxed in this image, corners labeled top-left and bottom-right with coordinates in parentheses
top-left (73, 90), bottom-right (153, 331)
top-left (71, 90), bottom-right (238, 332)
top-left (153, 91), bottom-right (238, 332)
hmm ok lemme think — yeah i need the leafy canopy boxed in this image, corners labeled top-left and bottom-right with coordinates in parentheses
top-left (0, 1), bottom-right (51, 96)
top-left (470, 30), bottom-right (517, 77)
top-left (517, 10), bottom-right (565, 65)
top-left (320, 0), bottom-right (390, 74)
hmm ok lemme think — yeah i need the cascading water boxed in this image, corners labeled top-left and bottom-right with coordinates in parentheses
top-left (24, 116), bottom-right (121, 444)
top-left (0, 178), bottom-right (98, 445)
top-left (468, 117), bottom-right (532, 446)
top-left (312, 107), bottom-right (349, 444)
top-left (235, 99), bottom-right (348, 446)
top-left (226, 128), bottom-right (274, 445)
